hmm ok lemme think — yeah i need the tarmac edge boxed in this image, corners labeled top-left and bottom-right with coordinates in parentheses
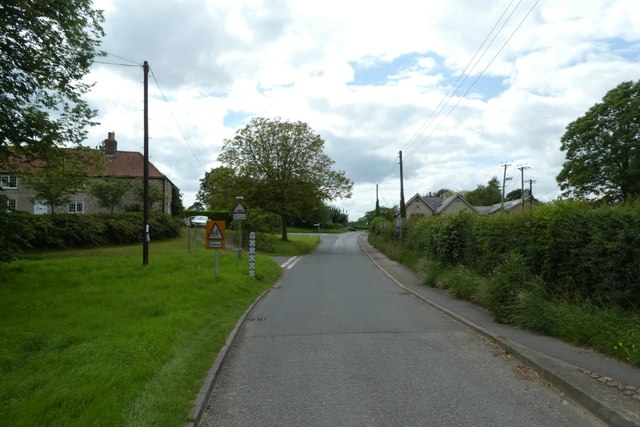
top-left (185, 287), bottom-right (272, 427)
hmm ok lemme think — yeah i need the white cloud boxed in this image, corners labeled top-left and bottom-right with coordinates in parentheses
top-left (85, 0), bottom-right (640, 220)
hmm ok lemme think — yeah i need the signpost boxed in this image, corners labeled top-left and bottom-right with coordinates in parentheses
top-left (205, 220), bottom-right (226, 277)
top-left (233, 199), bottom-right (247, 260)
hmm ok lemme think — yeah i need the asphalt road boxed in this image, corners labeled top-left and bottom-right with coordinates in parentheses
top-left (201, 233), bottom-right (603, 426)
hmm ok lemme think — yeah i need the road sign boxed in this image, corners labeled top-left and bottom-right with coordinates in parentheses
top-left (205, 220), bottom-right (225, 250)
top-left (233, 202), bottom-right (247, 221)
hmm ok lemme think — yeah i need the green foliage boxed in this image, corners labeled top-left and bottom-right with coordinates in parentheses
top-left (358, 205), bottom-right (397, 225)
top-left (89, 176), bottom-right (131, 214)
top-left (217, 117), bottom-right (353, 240)
top-left (463, 176), bottom-right (502, 206)
top-left (171, 184), bottom-right (184, 217)
top-left (17, 213), bottom-right (180, 249)
top-left (557, 80), bottom-right (640, 202)
top-left (0, 200), bottom-right (32, 265)
top-left (0, 1), bottom-right (104, 158)
top-left (397, 200), bottom-right (640, 308)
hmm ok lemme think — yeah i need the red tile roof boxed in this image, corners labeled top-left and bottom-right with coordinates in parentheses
top-left (104, 151), bottom-right (165, 178)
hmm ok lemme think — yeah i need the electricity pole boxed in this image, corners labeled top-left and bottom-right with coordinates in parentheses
top-left (501, 162), bottom-right (512, 211)
top-left (517, 165), bottom-right (530, 212)
top-left (143, 60), bottom-right (149, 266)
top-left (399, 151), bottom-right (406, 220)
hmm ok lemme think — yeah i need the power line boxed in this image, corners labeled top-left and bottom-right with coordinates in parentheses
top-left (401, 0), bottom-right (521, 156)
top-left (406, 0), bottom-right (541, 159)
top-left (148, 67), bottom-right (207, 174)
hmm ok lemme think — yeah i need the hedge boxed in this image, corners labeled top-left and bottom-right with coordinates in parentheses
top-left (403, 200), bottom-right (640, 309)
top-left (16, 212), bottom-right (181, 250)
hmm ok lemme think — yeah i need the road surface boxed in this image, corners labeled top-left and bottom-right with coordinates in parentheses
top-left (202, 232), bottom-right (602, 426)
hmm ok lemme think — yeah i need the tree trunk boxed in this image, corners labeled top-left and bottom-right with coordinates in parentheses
top-left (280, 214), bottom-right (289, 241)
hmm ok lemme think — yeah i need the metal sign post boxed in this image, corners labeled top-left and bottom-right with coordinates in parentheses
top-left (233, 198), bottom-right (247, 260)
top-left (205, 220), bottom-right (226, 279)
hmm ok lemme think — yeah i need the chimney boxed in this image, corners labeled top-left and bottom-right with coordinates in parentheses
top-left (103, 132), bottom-right (117, 157)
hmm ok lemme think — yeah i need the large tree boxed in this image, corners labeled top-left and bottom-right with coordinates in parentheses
top-left (0, 1), bottom-right (104, 159)
top-left (557, 80), bottom-right (640, 203)
top-left (218, 117), bottom-right (353, 240)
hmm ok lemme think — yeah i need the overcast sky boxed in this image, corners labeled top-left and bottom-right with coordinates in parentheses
top-left (85, 0), bottom-right (640, 220)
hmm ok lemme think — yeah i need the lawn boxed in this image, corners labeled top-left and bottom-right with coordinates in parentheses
top-left (0, 231), bottom-right (317, 426)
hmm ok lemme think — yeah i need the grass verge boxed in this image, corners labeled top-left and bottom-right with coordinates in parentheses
top-left (0, 230), bottom-right (316, 426)
top-left (369, 234), bottom-right (640, 367)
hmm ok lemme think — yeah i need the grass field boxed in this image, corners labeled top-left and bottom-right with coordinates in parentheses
top-left (0, 230), bottom-right (318, 426)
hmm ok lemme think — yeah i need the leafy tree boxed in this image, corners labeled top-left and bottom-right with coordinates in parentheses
top-left (127, 178), bottom-right (163, 212)
top-left (557, 80), bottom-right (640, 203)
top-left (89, 177), bottom-right (131, 214)
top-left (171, 185), bottom-right (184, 217)
top-left (218, 117), bottom-right (353, 240)
top-left (197, 166), bottom-right (247, 211)
top-left (434, 188), bottom-right (455, 198)
top-left (24, 147), bottom-right (98, 213)
top-left (505, 189), bottom-right (523, 201)
top-left (0, 1), bottom-right (105, 159)
top-left (464, 177), bottom-right (501, 206)
top-left (357, 205), bottom-right (398, 225)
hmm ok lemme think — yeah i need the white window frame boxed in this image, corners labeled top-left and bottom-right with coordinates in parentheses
top-left (68, 201), bottom-right (84, 214)
top-left (6, 199), bottom-right (16, 211)
top-left (1, 175), bottom-right (18, 189)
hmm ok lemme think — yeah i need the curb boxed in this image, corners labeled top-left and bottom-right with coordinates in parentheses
top-left (185, 287), bottom-right (272, 427)
top-left (358, 234), bottom-right (639, 427)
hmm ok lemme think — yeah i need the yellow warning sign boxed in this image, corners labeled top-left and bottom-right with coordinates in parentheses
top-left (205, 220), bottom-right (225, 250)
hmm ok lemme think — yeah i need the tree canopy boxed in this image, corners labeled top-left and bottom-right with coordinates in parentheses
top-left (557, 80), bottom-right (640, 203)
top-left (463, 177), bottom-right (501, 206)
top-left (0, 0), bottom-right (104, 159)
top-left (215, 117), bottom-right (353, 240)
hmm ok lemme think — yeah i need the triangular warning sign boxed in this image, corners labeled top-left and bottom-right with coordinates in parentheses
top-left (208, 223), bottom-right (223, 240)
top-left (234, 202), bottom-right (246, 214)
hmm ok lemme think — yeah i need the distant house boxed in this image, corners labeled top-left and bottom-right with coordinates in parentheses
top-left (474, 195), bottom-right (540, 214)
top-left (1, 132), bottom-right (177, 215)
top-left (404, 191), bottom-right (539, 220)
top-left (405, 193), bottom-right (478, 219)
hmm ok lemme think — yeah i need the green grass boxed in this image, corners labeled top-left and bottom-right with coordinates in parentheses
top-left (270, 234), bottom-right (320, 256)
top-left (0, 231), bottom-right (316, 426)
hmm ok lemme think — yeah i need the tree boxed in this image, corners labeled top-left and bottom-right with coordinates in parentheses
top-left (464, 177), bottom-right (501, 206)
top-left (218, 117), bottom-right (353, 240)
top-left (89, 177), bottom-right (131, 214)
top-left (557, 80), bottom-right (640, 203)
top-left (197, 166), bottom-right (246, 212)
top-left (171, 185), bottom-right (184, 217)
top-left (1, 1), bottom-right (105, 159)
top-left (24, 147), bottom-right (98, 213)
top-left (505, 189), bottom-right (522, 201)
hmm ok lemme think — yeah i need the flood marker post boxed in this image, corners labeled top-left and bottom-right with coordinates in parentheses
top-left (249, 232), bottom-right (256, 278)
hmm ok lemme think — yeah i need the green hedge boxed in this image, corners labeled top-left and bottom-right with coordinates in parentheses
top-left (403, 200), bottom-right (640, 309)
top-left (18, 212), bottom-right (181, 249)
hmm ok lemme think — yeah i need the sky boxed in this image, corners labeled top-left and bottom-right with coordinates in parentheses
top-left (85, 0), bottom-right (640, 221)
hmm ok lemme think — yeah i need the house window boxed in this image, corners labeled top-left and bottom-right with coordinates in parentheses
top-left (6, 199), bottom-right (16, 211)
top-left (68, 201), bottom-right (84, 213)
top-left (1, 175), bottom-right (17, 189)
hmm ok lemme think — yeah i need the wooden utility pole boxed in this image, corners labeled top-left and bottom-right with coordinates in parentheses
top-left (501, 162), bottom-right (512, 211)
top-left (143, 60), bottom-right (149, 266)
top-left (399, 151), bottom-right (406, 220)
top-left (517, 165), bottom-right (530, 212)
top-left (375, 184), bottom-right (380, 217)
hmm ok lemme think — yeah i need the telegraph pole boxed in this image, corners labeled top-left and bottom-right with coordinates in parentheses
top-left (399, 151), bottom-right (406, 220)
top-left (501, 162), bottom-right (512, 211)
top-left (375, 184), bottom-right (380, 217)
top-left (517, 165), bottom-right (530, 212)
top-left (143, 60), bottom-right (149, 266)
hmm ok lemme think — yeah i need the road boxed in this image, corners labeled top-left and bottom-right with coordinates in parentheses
top-left (201, 232), bottom-right (602, 426)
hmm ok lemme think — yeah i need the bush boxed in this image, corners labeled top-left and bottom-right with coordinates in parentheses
top-left (16, 213), bottom-right (181, 250)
